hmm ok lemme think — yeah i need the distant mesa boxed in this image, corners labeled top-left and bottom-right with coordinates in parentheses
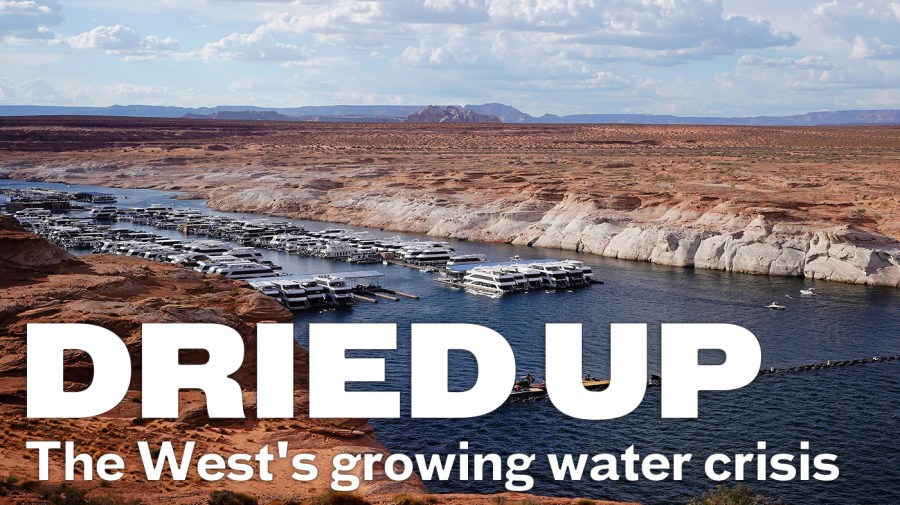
top-left (183, 110), bottom-right (292, 121)
top-left (464, 103), bottom-right (533, 123)
top-left (405, 105), bottom-right (502, 123)
top-left (184, 105), bottom-right (503, 124)
top-left (182, 109), bottom-right (405, 123)
top-left (2, 103), bottom-right (900, 126)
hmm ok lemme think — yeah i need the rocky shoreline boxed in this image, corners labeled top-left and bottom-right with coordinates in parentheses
top-left (7, 166), bottom-right (900, 287)
top-left (1, 118), bottom-right (898, 287)
top-left (0, 215), bottom-right (629, 505)
top-left (209, 189), bottom-right (900, 287)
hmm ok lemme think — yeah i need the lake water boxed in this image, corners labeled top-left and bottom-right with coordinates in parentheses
top-left (4, 180), bottom-right (898, 504)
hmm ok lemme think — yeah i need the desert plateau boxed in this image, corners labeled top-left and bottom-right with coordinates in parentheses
top-left (1, 117), bottom-right (898, 287)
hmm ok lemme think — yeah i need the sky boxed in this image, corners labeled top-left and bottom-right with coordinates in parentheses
top-left (0, 0), bottom-right (898, 116)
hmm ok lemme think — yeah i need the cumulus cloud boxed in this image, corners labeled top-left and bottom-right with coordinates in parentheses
top-left (228, 77), bottom-right (272, 92)
top-left (66, 25), bottom-right (178, 61)
top-left (851, 36), bottom-right (900, 60)
top-left (201, 0), bottom-right (796, 64)
top-left (180, 0), bottom-right (802, 108)
top-left (811, 0), bottom-right (900, 59)
top-left (0, 77), bottom-right (82, 103)
top-left (722, 52), bottom-right (898, 97)
top-left (375, 0), bottom-right (490, 24)
top-left (585, 70), bottom-right (632, 89)
top-left (491, 0), bottom-right (798, 67)
top-left (398, 27), bottom-right (496, 68)
top-left (270, 5), bottom-right (414, 49)
top-left (107, 82), bottom-right (178, 100)
top-left (737, 54), bottom-right (835, 70)
top-left (0, 77), bottom-right (189, 105)
top-left (278, 55), bottom-right (350, 68)
top-left (0, 0), bottom-right (62, 38)
top-left (4, 0), bottom-right (897, 114)
top-left (199, 25), bottom-right (306, 61)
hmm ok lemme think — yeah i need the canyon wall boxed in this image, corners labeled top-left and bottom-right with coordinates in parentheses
top-left (212, 188), bottom-right (900, 288)
top-left (2, 119), bottom-right (898, 288)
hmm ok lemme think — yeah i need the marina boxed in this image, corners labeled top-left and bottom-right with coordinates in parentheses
top-left (437, 259), bottom-right (601, 296)
top-left (1, 181), bottom-right (898, 505)
top-left (2, 185), bottom-right (596, 309)
top-left (246, 271), bottom-right (416, 309)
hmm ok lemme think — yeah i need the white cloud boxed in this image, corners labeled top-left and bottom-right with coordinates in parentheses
top-left (586, 71), bottom-right (632, 89)
top-left (0, 77), bottom-right (81, 103)
top-left (69, 24), bottom-right (141, 50)
top-left (2, 0), bottom-right (898, 114)
top-left (480, 0), bottom-right (796, 49)
top-left (278, 55), bottom-right (349, 68)
top-left (398, 27), bottom-right (495, 68)
top-left (66, 25), bottom-right (178, 61)
top-left (0, 77), bottom-right (195, 105)
top-left (177, 0), bottom-right (803, 110)
top-left (199, 25), bottom-right (305, 62)
top-left (202, 0), bottom-right (796, 64)
top-left (737, 54), bottom-right (835, 70)
top-left (107, 82), bottom-right (178, 100)
top-left (812, 0), bottom-right (900, 27)
top-left (228, 77), bottom-right (270, 92)
top-left (811, 0), bottom-right (900, 59)
top-left (0, 0), bottom-right (62, 38)
top-left (851, 36), bottom-right (900, 60)
top-left (374, 0), bottom-right (490, 24)
top-left (721, 53), bottom-right (899, 100)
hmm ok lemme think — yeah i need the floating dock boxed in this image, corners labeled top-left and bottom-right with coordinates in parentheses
top-left (5, 188), bottom-right (598, 304)
top-left (435, 258), bottom-right (599, 295)
top-left (247, 270), bottom-right (419, 311)
top-left (503, 355), bottom-right (900, 405)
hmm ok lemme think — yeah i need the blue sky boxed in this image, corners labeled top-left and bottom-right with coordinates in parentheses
top-left (1, 0), bottom-right (898, 116)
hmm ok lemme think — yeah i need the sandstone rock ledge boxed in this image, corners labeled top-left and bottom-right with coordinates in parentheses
top-left (211, 191), bottom-right (900, 288)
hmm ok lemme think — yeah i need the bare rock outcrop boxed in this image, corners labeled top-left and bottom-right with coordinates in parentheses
top-left (508, 197), bottom-right (900, 286)
top-left (0, 217), bottom-right (78, 271)
top-left (297, 193), bottom-right (900, 287)
top-left (207, 187), bottom-right (900, 287)
top-left (406, 105), bottom-right (502, 123)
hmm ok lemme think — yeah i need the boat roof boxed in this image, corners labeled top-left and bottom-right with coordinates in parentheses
top-left (248, 270), bottom-right (384, 288)
top-left (446, 258), bottom-right (564, 272)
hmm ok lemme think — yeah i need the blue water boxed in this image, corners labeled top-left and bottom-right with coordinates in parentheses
top-left (4, 180), bottom-right (899, 504)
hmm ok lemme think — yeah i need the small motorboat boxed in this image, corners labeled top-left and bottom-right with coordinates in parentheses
top-left (767, 302), bottom-right (786, 310)
top-left (800, 287), bottom-right (817, 297)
